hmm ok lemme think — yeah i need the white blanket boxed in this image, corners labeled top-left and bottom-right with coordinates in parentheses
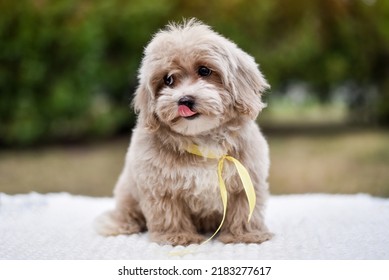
top-left (0, 193), bottom-right (388, 259)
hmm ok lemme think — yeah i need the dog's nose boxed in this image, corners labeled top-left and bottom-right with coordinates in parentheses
top-left (178, 95), bottom-right (195, 109)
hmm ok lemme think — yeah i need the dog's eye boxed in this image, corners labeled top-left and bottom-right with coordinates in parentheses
top-left (164, 74), bottom-right (174, 86)
top-left (198, 66), bottom-right (212, 77)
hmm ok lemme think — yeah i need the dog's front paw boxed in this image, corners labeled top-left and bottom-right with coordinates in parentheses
top-left (218, 230), bottom-right (273, 244)
top-left (151, 232), bottom-right (205, 246)
top-left (94, 210), bottom-right (144, 236)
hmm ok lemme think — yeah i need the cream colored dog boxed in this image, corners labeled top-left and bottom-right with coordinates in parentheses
top-left (95, 19), bottom-right (272, 246)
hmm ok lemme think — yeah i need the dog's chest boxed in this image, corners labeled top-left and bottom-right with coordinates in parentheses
top-left (134, 148), bottom-right (240, 214)
top-left (181, 164), bottom-right (222, 214)
top-left (169, 160), bottom-right (238, 214)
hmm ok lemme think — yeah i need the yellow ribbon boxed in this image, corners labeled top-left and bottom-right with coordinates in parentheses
top-left (168, 144), bottom-right (256, 256)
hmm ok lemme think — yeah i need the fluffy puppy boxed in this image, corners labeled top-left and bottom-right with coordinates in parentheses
top-left (95, 19), bottom-right (272, 246)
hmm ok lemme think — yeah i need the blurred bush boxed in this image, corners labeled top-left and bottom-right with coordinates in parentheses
top-left (1, 0), bottom-right (389, 146)
top-left (0, 0), bottom-right (172, 145)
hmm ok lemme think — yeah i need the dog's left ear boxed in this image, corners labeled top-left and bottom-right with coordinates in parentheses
top-left (229, 48), bottom-right (270, 120)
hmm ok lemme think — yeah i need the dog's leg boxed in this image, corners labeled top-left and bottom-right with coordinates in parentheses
top-left (94, 196), bottom-right (146, 236)
top-left (94, 170), bottom-right (146, 236)
top-left (218, 191), bottom-right (273, 244)
top-left (141, 192), bottom-right (205, 246)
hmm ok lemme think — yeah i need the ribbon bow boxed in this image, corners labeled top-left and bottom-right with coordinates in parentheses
top-left (186, 144), bottom-right (256, 226)
top-left (169, 144), bottom-right (256, 256)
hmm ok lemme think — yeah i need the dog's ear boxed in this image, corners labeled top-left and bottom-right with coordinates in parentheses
top-left (132, 84), bottom-right (160, 131)
top-left (229, 48), bottom-right (270, 120)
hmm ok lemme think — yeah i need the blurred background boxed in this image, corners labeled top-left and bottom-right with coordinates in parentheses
top-left (1, 0), bottom-right (388, 197)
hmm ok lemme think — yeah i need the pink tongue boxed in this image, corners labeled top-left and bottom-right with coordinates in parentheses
top-left (178, 105), bottom-right (197, 117)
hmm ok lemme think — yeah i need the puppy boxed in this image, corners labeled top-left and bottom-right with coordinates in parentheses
top-left (95, 19), bottom-right (272, 246)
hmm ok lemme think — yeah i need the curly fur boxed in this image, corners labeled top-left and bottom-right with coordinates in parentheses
top-left (95, 19), bottom-right (273, 246)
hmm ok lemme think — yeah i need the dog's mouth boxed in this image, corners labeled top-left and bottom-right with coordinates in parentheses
top-left (178, 104), bottom-right (200, 120)
top-left (177, 95), bottom-right (200, 120)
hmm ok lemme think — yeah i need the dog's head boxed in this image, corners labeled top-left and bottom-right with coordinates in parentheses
top-left (133, 19), bottom-right (269, 136)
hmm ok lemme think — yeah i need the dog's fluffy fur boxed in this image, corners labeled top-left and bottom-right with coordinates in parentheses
top-left (95, 19), bottom-right (272, 246)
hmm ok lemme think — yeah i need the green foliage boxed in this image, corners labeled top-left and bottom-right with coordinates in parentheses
top-left (0, 0), bottom-right (172, 145)
top-left (1, 0), bottom-right (389, 146)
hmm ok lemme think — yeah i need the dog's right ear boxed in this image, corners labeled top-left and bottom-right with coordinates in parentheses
top-left (132, 84), bottom-right (160, 131)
